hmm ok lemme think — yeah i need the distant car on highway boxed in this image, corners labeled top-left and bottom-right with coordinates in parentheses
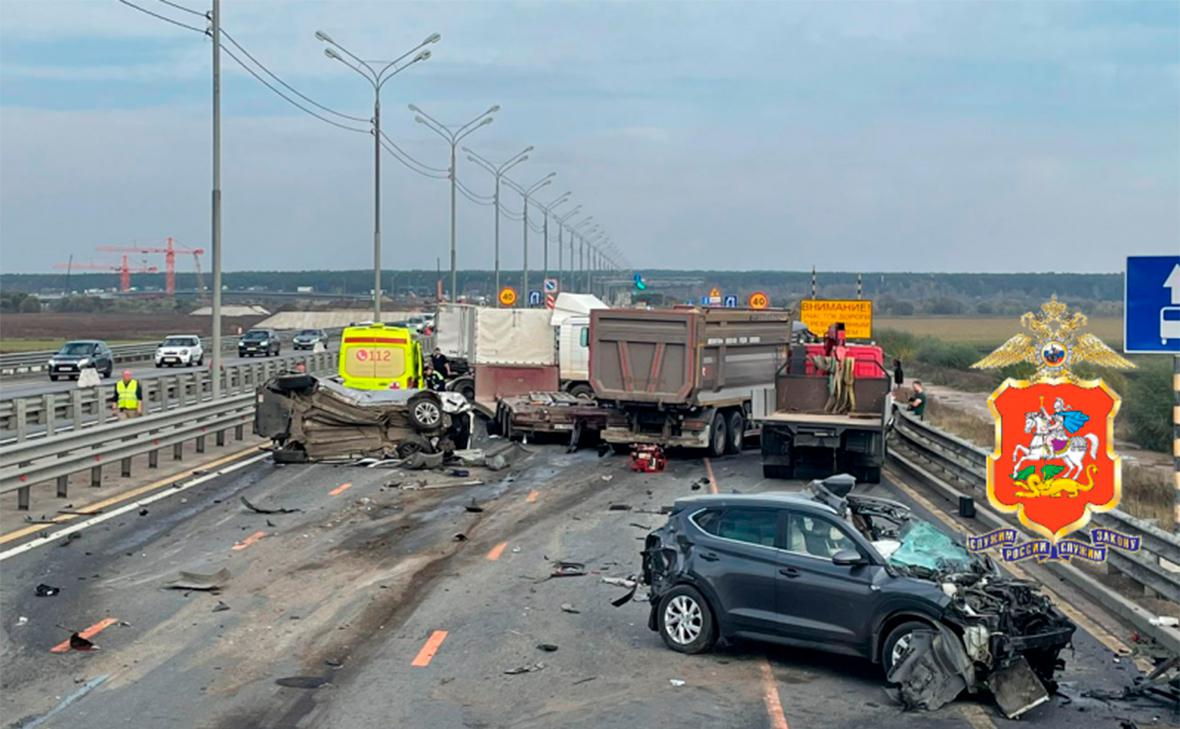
top-left (155, 334), bottom-right (203, 367)
top-left (292, 329), bottom-right (329, 351)
top-left (47, 340), bottom-right (113, 380)
top-left (238, 329), bottom-right (281, 357)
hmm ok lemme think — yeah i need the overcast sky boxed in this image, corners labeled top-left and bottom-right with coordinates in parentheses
top-left (1, 0), bottom-right (1176, 275)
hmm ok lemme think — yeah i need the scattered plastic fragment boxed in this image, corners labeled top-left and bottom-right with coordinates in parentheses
top-left (275, 676), bottom-right (331, 689)
top-left (240, 496), bottom-right (299, 514)
top-left (536, 643), bottom-right (559, 652)
top-left (560, 603), bottom-right (580, 614)
top-left (670, 679), bottom-right (686, 687)
top-left (212, 601), bottom-right (231, 613)
top-left (69, 633), bottom-right (97, 652)
top-left (453, 533), bottom-right (468, 542)
top-left (550, 561), bottom-right (587, 578)
top-left (35, 584), bottom-right (60, 597)
top-left (504, 662), bottom-right (546, 675)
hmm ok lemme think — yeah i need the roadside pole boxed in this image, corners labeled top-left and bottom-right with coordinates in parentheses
top-left (210, 0), bottom-right (222, 398)
top-left (1174, 354), bottom-right (1179, 531)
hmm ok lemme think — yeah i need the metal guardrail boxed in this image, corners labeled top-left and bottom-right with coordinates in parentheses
top-left (889, 410), bottom-right (1180, 606)
top-left (0, 328), bottom-right (345, 376)
top-left (0, 350), bottom-right (336, 441)
top-left (0, 394), bottom-right (257, 510)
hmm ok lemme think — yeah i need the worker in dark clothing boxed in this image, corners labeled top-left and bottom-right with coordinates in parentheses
top-left (423, 364), bottom-right (446, 392)
top-left (892, 358), bottom-right (904, 390)
top-left (431, 347), bottom-right (452, 378)
top-left (907, 380), bottom-right (928, 420)
top-left (110, 369), bottom-right (143, 418)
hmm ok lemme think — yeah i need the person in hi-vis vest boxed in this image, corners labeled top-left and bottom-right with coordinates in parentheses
top-left (111, 369), bottom-right (143, 419)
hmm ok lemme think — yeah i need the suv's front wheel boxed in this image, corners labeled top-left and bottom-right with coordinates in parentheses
top-left (657, 585), bottom-right (716, 654)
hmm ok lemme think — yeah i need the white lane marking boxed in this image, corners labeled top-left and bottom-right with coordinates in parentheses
top-left (0, 452), bottom-right (270, 563)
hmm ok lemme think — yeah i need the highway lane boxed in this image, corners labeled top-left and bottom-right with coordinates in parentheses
top-left (0, 442), bottom-right (1169, 729)
top-left (0, 350), bottom-right (327, 400)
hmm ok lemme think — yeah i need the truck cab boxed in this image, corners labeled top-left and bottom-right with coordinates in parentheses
top-left (337, 323), bottom-right (423, 391)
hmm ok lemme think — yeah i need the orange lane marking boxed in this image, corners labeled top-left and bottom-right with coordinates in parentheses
top-left (526, 490), bottom-right (539, 503)
top-left (232, 530), bottom-right (267, 551)
top-left (703, 458), bottom-right (719, 494)
top-left (329, 482), bottom-right (352, 496)
top-left (411, 630), bottom-right (448, 667)
top-left (486, 542), bottom-right (508, 561)
top-left (50, 617), bottom-right (118, 653)
top-left (760, 659), bottom-right (790, 729)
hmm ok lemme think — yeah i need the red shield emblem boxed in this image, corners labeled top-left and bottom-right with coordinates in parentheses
top-left (986, 378), bottom-right (1121, 542)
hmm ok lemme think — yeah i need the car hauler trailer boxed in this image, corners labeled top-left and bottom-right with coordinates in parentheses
top-left (754, 340), bottom-right (891, 482)
top-left (590, 307), bottom-right (793, 456)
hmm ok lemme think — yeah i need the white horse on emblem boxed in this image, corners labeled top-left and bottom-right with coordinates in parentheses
top-left (1012, 411), bottom-right (1098, 480)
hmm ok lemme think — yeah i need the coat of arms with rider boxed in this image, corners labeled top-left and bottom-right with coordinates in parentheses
top-left (972, 297), bottom-right (1134, 542)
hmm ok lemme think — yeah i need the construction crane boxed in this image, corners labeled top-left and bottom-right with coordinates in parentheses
top-left (54, 256), bottom-right (158, 293)
top-left (96, 237), bottom-right (206, 295)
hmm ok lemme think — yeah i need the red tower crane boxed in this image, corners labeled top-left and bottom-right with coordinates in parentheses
top-left (96, 238), bottom-right (206, 295)
top-left (54, 256), bottom-right (159, 292)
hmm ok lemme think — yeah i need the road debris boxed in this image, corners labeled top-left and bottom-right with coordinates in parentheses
top-left (68, 633), bottom-right (98, 652)
top-left (138, 508), bottom-right (149, 516)
top-left (465, 499), bottom-right (484, 513)
top-left (560, 603), bottom-right (580, 614)
top-left (449, 468), bottom-right (471, 477)
top-left (601, 576), bottom-right (636, 588)
top-left (275, 676), bottom-right (331, 689)
top-left (212, 601), bottom-right (231, 613)
top-left (35, 583), bottom-right (60, 597)
top-left (536, 643), bottom-right (559, 652)
top-left (165, 568), bottom-right (231, 591)
top-left (669, 679), bottom-right (686, 687)
top-left (608, 504), bottom-right (631, 511)
top-left (16, 616), bottom-right (28, 626)
top-left (240, 496), bottom-right (300, 514)
top-left (453, 533), bottom-right (468, 542)
top-left (58, 532), bottom-right (81, 547)
top-left (504, 662), bottom-right (546, 675)
top-left (550, 561), bottom-right (587, 578)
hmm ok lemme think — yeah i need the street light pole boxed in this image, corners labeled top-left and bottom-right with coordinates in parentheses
top-left (538, 191), bottom-right (570, 294)
top-left (466, 147), bottom-right (531, 305)
top-left (504, 173), bottom-right (555, 305)
top-left (411, 104), bottom-right (498, 302)
top-left (317, 30), bottom-right (439, 321)
top-left (554, 205), bottom-right (582, 291)
top-left (211, 0), bottom-right (222, 397)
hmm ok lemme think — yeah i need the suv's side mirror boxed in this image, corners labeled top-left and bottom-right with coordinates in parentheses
top-left (832, 549), bottom-right (866, 567)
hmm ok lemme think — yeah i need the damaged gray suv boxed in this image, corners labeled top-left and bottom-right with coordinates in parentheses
top-left (641, 475), bottom-right (1076, 717)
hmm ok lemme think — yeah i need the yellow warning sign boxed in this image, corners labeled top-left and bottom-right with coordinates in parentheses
top-left (498, 287), bottom-right (517, 307)
top-left (799, 299), bottom-right (873, 339)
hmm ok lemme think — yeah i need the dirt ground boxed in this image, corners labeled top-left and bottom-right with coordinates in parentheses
top-left (0, 312), bottom-right (264, 350)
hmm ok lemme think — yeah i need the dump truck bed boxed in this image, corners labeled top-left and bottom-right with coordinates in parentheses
top-left (589, 307), bottom-right (792, 407)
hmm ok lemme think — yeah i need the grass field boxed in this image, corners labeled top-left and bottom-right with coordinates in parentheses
top-left (876, 316), bottom-right (1123, 348)
top-left (0, 312), bottom-right (265, 353)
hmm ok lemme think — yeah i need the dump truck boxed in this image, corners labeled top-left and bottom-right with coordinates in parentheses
top-left (754, 340), bottom-right (891, 482)
top-left (589, 307), bottom-right (793, 455)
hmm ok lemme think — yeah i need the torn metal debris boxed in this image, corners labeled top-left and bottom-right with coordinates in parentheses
top-left (165, 568), bottom-right (231, 592)
top-left (240, 496), bottom-right (300, 515)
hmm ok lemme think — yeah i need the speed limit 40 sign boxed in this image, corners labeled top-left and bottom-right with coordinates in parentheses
top-left (748, 291), bottom-right (770, 310)
top-left (498, 287), bottom-right (517, 307)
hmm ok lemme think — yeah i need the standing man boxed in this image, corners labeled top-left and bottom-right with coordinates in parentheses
top-left (431, 347), bottom-right (452, 378)
top-left (111, 369), bottom-right (143, 419)
top-left (906, 380), bottom-right (928, 420)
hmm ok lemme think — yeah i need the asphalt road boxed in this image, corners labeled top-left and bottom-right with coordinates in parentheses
top-left (0, 350), bottom-right (323, 400)
top-left (0, 440), bottom-right (1171, 729)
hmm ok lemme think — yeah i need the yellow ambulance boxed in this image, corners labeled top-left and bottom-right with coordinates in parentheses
top-left (337, 323), bottom-right (423, 390)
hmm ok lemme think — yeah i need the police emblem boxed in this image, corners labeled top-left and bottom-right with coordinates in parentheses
top-left (969, 297), bottom-right (1138, 560)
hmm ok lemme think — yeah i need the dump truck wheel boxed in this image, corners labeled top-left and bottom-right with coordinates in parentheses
top-left (568, 383), bottom-right (593, 399)
top-left (708, 412), bottom-right (727, 458)
top-left (724, 411), bottom-right (744, 455)
top-left (408, 393), bottom-right (443, 431)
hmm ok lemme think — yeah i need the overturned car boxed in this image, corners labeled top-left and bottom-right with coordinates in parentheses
top-left (254, 373), bottom-right (471, 462)
top-left (641, 474), bottom-right (1076, 718)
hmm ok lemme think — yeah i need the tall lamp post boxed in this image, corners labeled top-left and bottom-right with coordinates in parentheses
top-left (570, 217), bottom-right (596, 292)
top-left (316, 30), bottom-right (439, 321)
top-left (538, 191), bottom-right (571, 293)
top-left (466, 147), bottom-right (530, 305)
top-left (504, 173), bottom-right (555, 304)
top-left (554, 205), bottom-right (582, 290)
top-left (409, 104), bottom-right (498, 302)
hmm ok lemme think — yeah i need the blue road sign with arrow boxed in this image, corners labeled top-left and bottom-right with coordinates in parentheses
top-left (723, 294), bottom-right (738, 308)
top-left (1125, 255), bottom-right (1180, 354)
top-left (528, 290), bottom-right (542, 307)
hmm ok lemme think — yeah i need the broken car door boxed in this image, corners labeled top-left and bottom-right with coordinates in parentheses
top-left (688, 506), bottom-right (787, 635)
top-left (774, 510), bottom-right (883, 653)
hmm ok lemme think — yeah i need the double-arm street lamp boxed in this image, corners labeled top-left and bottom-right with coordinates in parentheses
top-left (570, 217), bottom-right (595, 292)
top-left (503, 173), bottom-right (556, 302)
top-left (465, 147), bottom-right (531, 304)
top-left (553, 205), bottom-right (582, 289)
top-left (409, 104), bottom-right (498, 301)
top-left (537, 190), bottom-right (571, 292)
top-left (316, 30), bottom-right (439, 321)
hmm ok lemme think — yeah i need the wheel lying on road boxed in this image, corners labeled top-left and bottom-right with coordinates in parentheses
top-left (657, 584), bottom-right (716, 654)
top-left (881, 620), bottom-right (933, 677)
top-left (407, 392), bottom-right (444, 432)
top-left (396, 434), bottom-right (433, 458)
